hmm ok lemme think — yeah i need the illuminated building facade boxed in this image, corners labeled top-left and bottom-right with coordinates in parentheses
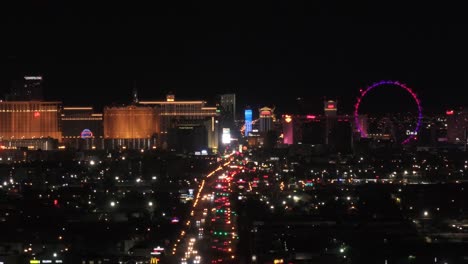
top-left (324, 100), bottom-right (337, 145)
top-left (244, 109), bottom-right (253, 137)
top-left (259, 107), bottom-right (274, 133)
top-left (61, 107), bottom-right (104, 149)
top-left (219, 94), bottom-right (236, 148)
top-left (103, 105), bottom-right (158, 149)
top-left (140, 94), bottom-right (219, 152)
top-left (281, 114), bottom-right (353, 153)
top-left (0, 101), bottom-right (62, 150)
top-left (355, 115), bottom-right (368, 138)
top-left (324, 100), bottom-right (337, 117)
top-left (222, 128), bottom-right (231, 145)
top-left (282, 115), bottom-right (294, 144)
top-left (206, 118), bottom-right (219, 151)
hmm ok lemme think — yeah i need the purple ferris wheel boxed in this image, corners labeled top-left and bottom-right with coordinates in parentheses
top-left (354, 80), bottom-right (423, 144)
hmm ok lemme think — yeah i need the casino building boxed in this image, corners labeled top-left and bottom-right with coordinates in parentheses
top-left (281, 100), bottom-right (353, 153)
top-left (139, 94), bottom-right (219, 152)
top-left (101, 93), bottom-right (219, 152)
top-left (61, 107), bottom-right (104, 150)
top-left (0, 79), bottom-right (220, 152)
top-left (0, 101), bottom-right (62, 150)
top-left (103, 105), bottom-right (158, 149)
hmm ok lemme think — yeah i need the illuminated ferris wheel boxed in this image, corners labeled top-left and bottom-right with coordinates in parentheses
top-left (354, 80), bottom-right (423, 144)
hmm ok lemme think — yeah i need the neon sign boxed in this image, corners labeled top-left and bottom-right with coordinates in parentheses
top-left (80, 129), bottom-right (93, 139)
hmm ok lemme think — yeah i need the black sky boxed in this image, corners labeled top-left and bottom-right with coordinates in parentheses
top-left (1, 2), bottom-right (468, 114)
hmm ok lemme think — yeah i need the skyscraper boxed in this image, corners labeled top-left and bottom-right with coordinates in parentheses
top-left (244, 109), bottom-right (253, 137)
top-left (324, 100), bottom-right (337, 117)
top-left (356, 115), bottom-right (369, 138)
top-left (139, 94), bottom-right (219, 151)
top-left (280, 114), bottom-right (325, 145)
top-left (0, 101), bottom-right (62, 150)
top-left (282, 115), bottom-right (294, 144)
top-left (259, 107), bottom-right (274, 133)
top-left (103, 105), bottom-right (158, 149)
top-left (324, 100), bottom-right (337, 144)
top-left (220, 94), bottom-right (236, 121)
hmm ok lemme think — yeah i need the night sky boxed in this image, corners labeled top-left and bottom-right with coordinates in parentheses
top-left (1, 2), bottom-right (467, 114)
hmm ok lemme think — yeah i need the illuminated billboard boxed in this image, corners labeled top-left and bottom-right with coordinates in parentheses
top-left (222, 128), bottom-right (231, 144)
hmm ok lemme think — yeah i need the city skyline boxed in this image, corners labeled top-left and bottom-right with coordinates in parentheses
top-left (0, 76), bottom-right (460, 116)
top-left (3, 3), bottom-right (468, 264)
top-left (1, 3), bottom-right (468, 112)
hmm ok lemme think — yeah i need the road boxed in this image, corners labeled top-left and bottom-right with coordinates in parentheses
top-left (170, 155), bottom-right (240, 264)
